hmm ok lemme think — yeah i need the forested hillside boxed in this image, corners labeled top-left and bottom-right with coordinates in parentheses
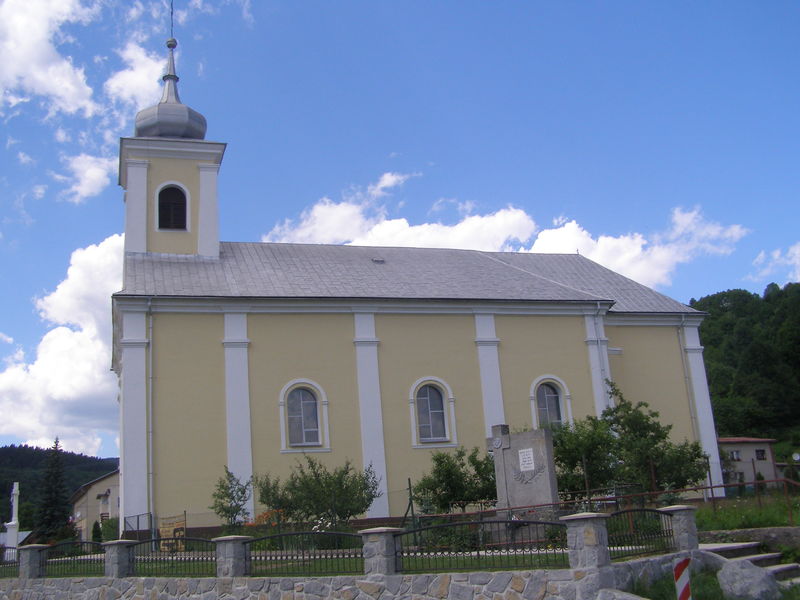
top-left (691, 282), bottom-right (800, 458)
top-left (0, 444), bottom-right (118, 528)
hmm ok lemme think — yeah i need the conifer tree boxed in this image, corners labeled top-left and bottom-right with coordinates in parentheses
top-left (34, 438), bottom-right (75, 541)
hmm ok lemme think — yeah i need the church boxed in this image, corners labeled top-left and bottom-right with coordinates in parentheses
top-left (112, 38), bottom-right (722, 531)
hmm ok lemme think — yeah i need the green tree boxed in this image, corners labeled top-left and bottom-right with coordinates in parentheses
top-left (413, 447), bottom-right (496, 513)
top-left (552, 417), bottom-right (617, 494)
top-left (255, 456), bottom-right (381, 526)
top-left (100, 517), bottom-right (119, 542)
top-left (210, 466), bottom-right (252, 529)
top-left (33, 438), bottom-right (76, 542)
top-left (91, 520), bottom-right (103, 543)
top-left (553, 383), bottom-right (707, 495)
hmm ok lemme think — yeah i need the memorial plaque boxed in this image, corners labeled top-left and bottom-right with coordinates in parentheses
top-left (519, 448), bottom-right (535, 472)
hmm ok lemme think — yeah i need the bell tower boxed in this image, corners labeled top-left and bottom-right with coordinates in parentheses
top-left (119, 38), bottom-right (226, 258)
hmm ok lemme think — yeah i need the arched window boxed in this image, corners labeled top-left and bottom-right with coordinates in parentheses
top-left (530, 376), bottom-right (572, 430)
top-left (287, 387), bottom-right (319, 446)
top-left (416, 384), bottom-right (446, 442)
top-left (158, 186), bottom-right (187, 230)
top-left (409, 377), bottom-right (458, 447)
top-left (535, 383), bottom-right (562, 428)
top-left (278, 379), bottom-right (330, 452)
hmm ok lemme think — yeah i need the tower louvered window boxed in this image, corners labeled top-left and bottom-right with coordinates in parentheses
top-left (158, 186), bottom-right (187, 230)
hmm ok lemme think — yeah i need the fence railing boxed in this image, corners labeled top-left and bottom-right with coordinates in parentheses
top-left (130, 537), bottom-right (216, 577)
top-left (0, 554), bottom-right (19, 579)
top-left (245, 531), bottom-right (363, 576)
top-left (44, 541), bottom-right (105, 578)
top-left (10, 505), bottom-right (698, 579)
top-left (606, 509), bottom-right (674, 561)
top-left (396, 519), bottom-right (569, 573)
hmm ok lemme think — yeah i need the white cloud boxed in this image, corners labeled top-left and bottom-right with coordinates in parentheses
top-left (0, 333), bottom-right (13, 344)
top-left (527, 207), bottom-right (748, 288)
top-left (0, 0), bottom-right (100, 117)
top-left (59, 153), bottom-right (116, 203)
top-left (367, 171), bottom-right (417, 199)
top-left (265, 177), bottom-right (747, 290)
top-left (749, 241), bottom-right (800, 284)
top-left (0, 234), bottom-right (123, 455)
top-left (103, 42), bottom-right (163, 110)
top-left (54, 127), bottom-right (71, 142)
top-left (32, 184), bottom-right (47, 199)
top-left (16, 151), bottom-right (33, 165)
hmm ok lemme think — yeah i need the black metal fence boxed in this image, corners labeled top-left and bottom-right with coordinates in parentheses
top-left (0, 553), bottom-right (18, 579)
top-left (245, 532), bottom-right (363, 576)
top-left (43, 541), bottom-right (105, 578)
top-left (606, 509), bottom-right (674, 561)
top-left (131, 537), bottom-right (216, 577)
top-left (396, 519), bottom-right (569, 573)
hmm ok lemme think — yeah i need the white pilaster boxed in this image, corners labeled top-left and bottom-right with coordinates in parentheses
top-left (223, 312), bottom-right (254, 518)
top-left (123, 160), bottom-right (149, 253)
top-left (353, 312), bottom-right (390, 517)
top-left (119, 310), bottom-right (149, 523)
top-left (474, 313), bottom-right (505, 435)
top-left (682, 324), bottom-right (724, 487)
top-left (584, 313), bottom-right (612, 415)
top-left (197, 163), bottom-right (220, 258)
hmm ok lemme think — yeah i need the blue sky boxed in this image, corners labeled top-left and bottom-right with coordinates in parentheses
top-left (0, 0), bottom-right (798, 457)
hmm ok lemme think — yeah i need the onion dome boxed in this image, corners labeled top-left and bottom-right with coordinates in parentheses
top-left (134, 38), bottom-right (207, 139)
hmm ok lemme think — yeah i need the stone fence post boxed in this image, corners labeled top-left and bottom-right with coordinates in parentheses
top-left (213, 535), bottom-right (252, 577)
top-left (659, 505), bottom-right (698, 551)
top-left (17, 544), bottom-right (48, 579)
top-left (359, 527), bottom-right (403, 575)
top-left (103, 540), bottom-right (138, 578)
top-left (559, 512), bottom-right (611, 569)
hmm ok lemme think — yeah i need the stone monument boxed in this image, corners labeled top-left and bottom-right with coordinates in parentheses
top-left (487, 424), bottom-right (559, 515)
top-left (3, 482), bottom-right (20, 561)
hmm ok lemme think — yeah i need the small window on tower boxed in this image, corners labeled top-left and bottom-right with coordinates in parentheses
top-left (158, 186), bottom-right (187, 230)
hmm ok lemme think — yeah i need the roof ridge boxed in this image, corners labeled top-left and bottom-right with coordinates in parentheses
top-left (478, 250), bottom-right (613, 305)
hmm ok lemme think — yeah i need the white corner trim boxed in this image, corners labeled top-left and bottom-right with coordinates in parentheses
top-left (681, 324), bottom-right (723, 487)
top-left (223, 312), bottom-right (254, 519)
top-left (353, 312), bottom-right (390, 518)
top-left (197, 163), bottom-right (220, 258)
top-left (119, 311), bottom-right (149, 521)
top-left (123, 160), bottom-right (149, 253)
top-left (474, 314), bottom-right (505, 435)
top-left (408, 376), bottom-right (458, 447)
top-left (584, 314), bottom-right (612, 415)
top-left (278, 378), bottom-right (331, 451)
top-left (529, 374), bottom-right (574, 428)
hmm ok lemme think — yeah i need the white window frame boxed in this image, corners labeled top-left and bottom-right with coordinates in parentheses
top-left (155, 181), bottom-right (191, 232)
top-left (278, 379), bottom-right (330, 453)
top-left (409, 377), bottom-right (458, 448)
top-left (530, 375), bottom-right (573, 429)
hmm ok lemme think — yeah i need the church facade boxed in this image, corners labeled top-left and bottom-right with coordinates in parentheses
top-left (113, 39), bottom-right (722, 530)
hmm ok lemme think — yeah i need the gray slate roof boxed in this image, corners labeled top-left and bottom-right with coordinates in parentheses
top-left (118, 242), bottom-right (696, 314)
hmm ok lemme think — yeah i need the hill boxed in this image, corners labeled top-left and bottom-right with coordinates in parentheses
top-left (691, 281), bottom-right (800, 459)
top-left (0, 444), bottom-right (118, 529)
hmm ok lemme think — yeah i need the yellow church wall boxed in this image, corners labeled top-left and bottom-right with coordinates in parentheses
top-left (141, 157), bottom-right (201, 254)
top-left (151, 313), bottom-right (226, 525)
top-left (606, 325), bottom-right (698, 443)
top-left (247, 313), bottom-right (362, 513)
top-left (495, 315), bottom-right (596, 426)
top-left (375, 314), bottom-right (485, 515)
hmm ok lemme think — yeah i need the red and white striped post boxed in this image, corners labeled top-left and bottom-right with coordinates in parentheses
top-left (673, 557), bottom-right (692, 600)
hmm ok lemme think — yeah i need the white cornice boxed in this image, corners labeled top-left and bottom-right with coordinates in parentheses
top-left (605, 313), bottom-right (704, 327)
top-left (119, 137), bottom-right (226, 187)
top-left (112, 296), bottom-right (618, 317)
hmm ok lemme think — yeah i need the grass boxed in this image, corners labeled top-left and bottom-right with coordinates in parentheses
top-left (695, 493), bottom-right (800, 531)
top-left (631, 569), bottom-right (800, 600)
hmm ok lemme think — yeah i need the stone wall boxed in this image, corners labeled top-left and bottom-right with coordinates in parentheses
top-left (699, 526), bottom-right (800, 551)
top-left (0, 506), bottom-right (720, 600)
